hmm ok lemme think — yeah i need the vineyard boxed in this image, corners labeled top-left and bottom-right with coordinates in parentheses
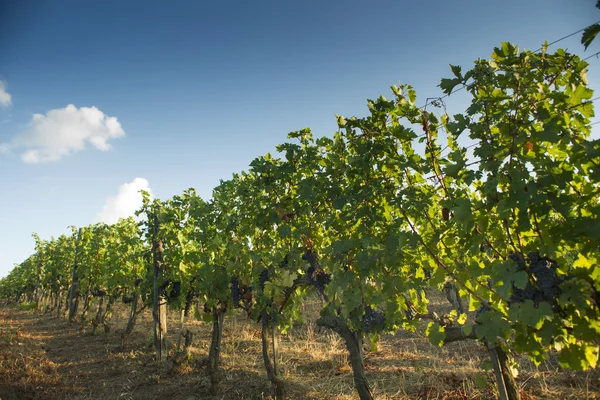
top-left (1, 43), bottom-right (599, 400)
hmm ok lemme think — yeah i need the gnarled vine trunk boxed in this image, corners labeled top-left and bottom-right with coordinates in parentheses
top-left (176, 288), bottom-right (196, 351)
top-left (176, 308), bottom-right (186, 351)
top-left (121, 292), bottom-right (146, 349)
top-left (172, 329), bottom-right (193, 374)
top-left (55, 289), bottom-right (63, 318)
top-left (102, 296), bottom-right (115, 333)
top-left (35, 257), bottom-right (44, 311)
top-left (184, 290), bottom-right (194, 319)
top-left (120, 293), bottom-right (146, 348)
top-left (317, 315), bottom-right (373, 400)
top-left (91, 295), bottom-right (105, 334)
top-left (80, 291), bottom-right (91, 328)
top-left (443, 283), bottom-right (464, 314)
top-left (68, 228), bottom-right (82, 322)
top-left (488, 344), bottom-right (520, 400)
top-left (261, 312), bottom-right (285, 399)
top-left (208, 308), bottom-right (226, 394)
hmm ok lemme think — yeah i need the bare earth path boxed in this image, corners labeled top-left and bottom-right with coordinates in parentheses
top-left (1, 301), bottom-right (598, 400)
top-left (0, 306), bottom-right (207, 400)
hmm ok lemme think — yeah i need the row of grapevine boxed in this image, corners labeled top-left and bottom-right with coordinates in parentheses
top-left (1, 43), bottom-right (599, 400)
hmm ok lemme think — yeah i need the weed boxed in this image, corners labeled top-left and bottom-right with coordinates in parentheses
top-left (17, 302), bottom-right (36, 311)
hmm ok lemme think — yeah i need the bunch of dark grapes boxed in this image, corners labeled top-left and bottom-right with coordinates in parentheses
top-left (231, 276), bottom-right (242, 304)
top-left (259, 268), bottom-right (270, 291)
top-left (476, 303), bottom-right (492, 319)
top-left (302, 250), bottom-right (318, 267)
top-left (314, 270), bottom-right (331, 291)
top-left (301, 250), bottom-right (331, 295)
top-left (91, 288), bottom-right (107, 297)
top-left (278, 254), bottom-right (289, 269)
top-left (362, 307), bottom-right (386, 334)
top-left (303, 250), bottom-right (318, 280)
top-left (168, 281), bottom-right (181, 301)
top-left (510, 252), bottom-right (562, 308)
top-left (230, 276), bottom-right (251, 307)
top-left (184, 289), bottom-right (197, 316)
top-left (423, 268), bottom-right (432, 280)
top-left (185, 288), bottom-right (197, 302)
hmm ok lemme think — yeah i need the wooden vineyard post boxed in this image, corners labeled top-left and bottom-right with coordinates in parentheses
top-left (68, 228), bottom-right (82, 323)
top-left (152, 213), bottom-right (168, 361)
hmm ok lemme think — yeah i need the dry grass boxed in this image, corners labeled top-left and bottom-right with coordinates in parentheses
top-left (0, 291), bottom-right (598, 399)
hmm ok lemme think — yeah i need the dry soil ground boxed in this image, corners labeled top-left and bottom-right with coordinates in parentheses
top-left (0, 293), bottom-right (598, 400)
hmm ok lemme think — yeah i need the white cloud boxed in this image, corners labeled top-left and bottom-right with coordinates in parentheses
top-left (9, 104), bottom-right (124, 163)
top-left (98, 178), bottom-right (151, 224)
top-left (0, 81), bottom-right (12, 107)
top-left (0, 143), bottom-right (10, 155)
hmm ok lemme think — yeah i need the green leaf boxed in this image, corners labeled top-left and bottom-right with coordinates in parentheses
top-left (559, 343), bottom-right (599, 370)
top-left (443, 153), bottom-right (466, 178)
top-left (582, 24), bottom-right (600, 50)
top-left (280, 270), bottom-right (297, 288)
top-left (468, 294), bottom-right (481, 312)
top-left (509, 300), bottom-right (552, 330)
top-left (333, 197), bottom-right (346, 210)
top-left (480, 359), bottom-right (493, 371)
top-left (426, 322), bottom-right (446, 347)
top-left (440, 78), bottom-right (461, 95)
top-left (278, 224), bottom-right (292, 238)
top-left (445, 113), bottom-right (469, 136)
top-left (341, 289), bottom-right (362, 319)
top-left (476, 310), bottom-right (510, 343)
top-left (462, 323), bottom-right (473, 336)
top-left (573, 253), bottom-right (594, 270)
top-left (452, 198), bottom-right (472, 230)
top-left (474, 373), bottom-right (488, 389)
top-left (391, 125), bottom-right (418, 141)
top-left (450, 64), bottom-right (462, 79)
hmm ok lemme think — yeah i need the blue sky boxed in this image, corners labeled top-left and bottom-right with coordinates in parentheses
top-left (0, 0), bottom-right (599, 277)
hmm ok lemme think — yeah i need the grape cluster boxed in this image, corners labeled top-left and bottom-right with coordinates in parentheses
top-left (185, 288), bottom-right (197, 301)
top-left (184, 289), bottom-right (196, 316)
top-left (231, 276), bottom-right (241, 303)
top-left (278, 254), bottom-right (289, 269)
top-left (259, 268), bottom-right (270, 291)
top-left (302, 250), bottom-right (331, 293)
top-left (509, 252), bottom-right (562, 308)
top-left (230, 276), bottom-right (251, 307)
top-left (91, 288), bottom-right (107, 297)
top-left (362, 307), bottom-right (386, 333)
top-left (423, 268), bottom-right (432, 280)
top-left (168, 281), bottom-right (181, 300)
top-left (313, 270), bottom-right (331, 292)
top-left (303, 250), bottom-right (317, 278)
top-left (302, 250), bottom-right (317, 266)
top-left (476, 303), bottom-right (492, 319)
